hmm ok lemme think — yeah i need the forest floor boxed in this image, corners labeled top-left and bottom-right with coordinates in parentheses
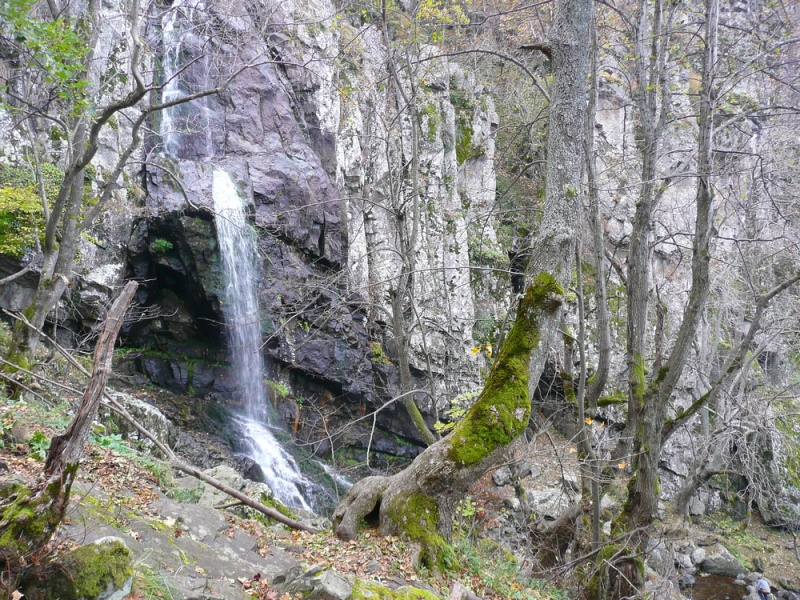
top-left (0, 383), bottom-right (568, 599)
top-left (2, 376), bottom-right (799, 599)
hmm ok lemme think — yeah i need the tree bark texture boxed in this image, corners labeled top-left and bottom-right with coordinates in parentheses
top-left (623, 0), bottom-right (718, 535)
top-left (526, 0), bottom-right (591, 390)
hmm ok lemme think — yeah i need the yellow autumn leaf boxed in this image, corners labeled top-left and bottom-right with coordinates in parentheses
top-left (470, 346), bottom-right (481, 355)
top-left (585, 417), bottom-right (593, 425)
top-left (597, 422), bottom-right (605, 430)
top-left (618, 460), bottom-right (627, 469)
top-left (485, 343), bottom-right (493, 357)
top-left (568, 447), bottom-right (577, 453)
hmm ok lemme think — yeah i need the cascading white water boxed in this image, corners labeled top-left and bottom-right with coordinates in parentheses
top-left (160, 0), bottom-right (215, 158)
top-left (212, 169), bottom-right (312, 510)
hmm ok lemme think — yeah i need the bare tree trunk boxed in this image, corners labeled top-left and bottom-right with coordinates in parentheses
top-left (0, 282), bottom-right (136, 583)
top-left (623, 0), bottom-right (718, 538)
top-left (582, 12), bottom-right (605, 549)
top-left (379, 1), bottom-right (437, 447)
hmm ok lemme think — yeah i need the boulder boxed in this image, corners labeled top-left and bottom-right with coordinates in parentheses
top-left (700, 544), bottom-right (746, 577)
top-left (101, 391), bottom-right (177, 455)
top-left (195, 465), bottom-right (327, 530)
top-left (272, 565), bottom-right (353, 600)
top-left (492, 466), bottom-right (512, 487)
top-left (690, 547), bottom-right (706, 566)
top-left (28, 537), bottom-right (134, 600)
top-left (523, 488), bottom-right (578, 520)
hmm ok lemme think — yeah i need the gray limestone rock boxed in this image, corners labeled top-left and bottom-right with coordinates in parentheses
top-left (700, 544), bottom-right (746, 577)
top-left (101, 391), bottom-right (177, 455)
top-left (272, 565), bottom-right (354, 600)
top-left (492, 466), bottom-right (513, 487)
top-left (690, 547), bottom-right (706, 565)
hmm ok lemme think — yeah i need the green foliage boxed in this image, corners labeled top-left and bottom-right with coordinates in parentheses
top-left (0, 163), bottom-right (64, 196)
top-left (453, 535), bottom-right (569, 599)
top-left (711, 515), bottom-right (763, 567)
top-left (28, 430), bottom-right (50, 460)
top-left (415, 0), bottom-right (469, 27)
top-left (776, 406), bottom-right (800, 490)
top-left (92, 432), bottom-right (130, 453)
top-left (434, 390), bottom-right (476, 434)
top-left (164, 482), bottom-right (203, 504)
top-left (0, 162), bottom-right (66, 255)
top-left (369, 341), bottom-right (391, 365)
top-left (151, 238), bottom-right (174, 254)
top-left (266, 379), bottom-right (291, 398)
top-left (467, 239), bottom-right (508, 269)
top-left (1, 0), bottom-right (90, 111)
top-left (133, 563), bottom-right (178, 599)
top-left (0, 186), bottom-right (43, 256)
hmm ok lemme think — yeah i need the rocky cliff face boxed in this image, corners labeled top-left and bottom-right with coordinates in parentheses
top-left (100, 0), bottom-right (504, 465)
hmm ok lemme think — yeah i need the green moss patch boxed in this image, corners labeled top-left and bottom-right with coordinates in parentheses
top-left (597, 391), bottom-right (626, 407)
top-left (352, 579), bottom-right (440, 599)
top-left (0, 470), bottom-right (75, 561)
top-left (448, 273), bottom-right (563, 466)
top-left (386, 493), bottom-right (458, 572)
top-left (28, 539), bottom-right (134, 599)
top-left (64, 540), bottom-right (133, 598)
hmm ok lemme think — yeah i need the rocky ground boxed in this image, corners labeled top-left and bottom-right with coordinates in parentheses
top-left (3, 377), bottom-right (800, 600)
top-left (0, 377), bottom-right (567, 599)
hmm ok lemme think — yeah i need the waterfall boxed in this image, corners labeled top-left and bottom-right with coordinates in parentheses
top-left (212, 169), bottom-right (312, 510)
top-left (160, 0), bottom-right (215, 159)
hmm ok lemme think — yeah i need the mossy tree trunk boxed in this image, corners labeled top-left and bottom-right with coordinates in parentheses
top-left (333, 0), bottom-right (590, 570)
top-left (334, 278), bottom-right (563, 570)
top-left (0, 282), bottom-right (136, 586)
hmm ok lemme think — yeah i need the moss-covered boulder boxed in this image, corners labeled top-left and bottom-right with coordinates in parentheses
top-left (352, 579), bottom-right (441, 599)
top-left (25, 537), bottom-right (134, 600)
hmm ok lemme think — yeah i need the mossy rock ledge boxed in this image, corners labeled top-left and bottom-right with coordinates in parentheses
top-left (24, 537), bottom-right (134, 600)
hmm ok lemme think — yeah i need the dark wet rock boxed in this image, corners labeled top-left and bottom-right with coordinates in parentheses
top-left (236, 454), bottom-right (266, 482)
